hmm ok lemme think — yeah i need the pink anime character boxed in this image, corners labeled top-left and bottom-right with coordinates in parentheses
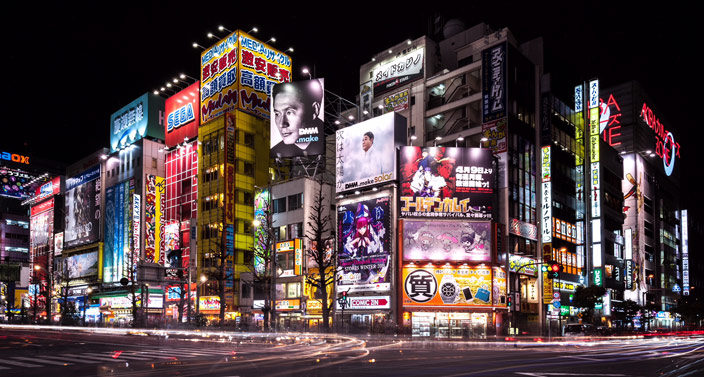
top-left (349, 204), bottom-right (374, 257)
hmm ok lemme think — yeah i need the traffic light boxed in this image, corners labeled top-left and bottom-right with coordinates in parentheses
top-left (548, 261), bottom-right (562, 279)
top-left (507, 294), bottom-right (513, 308)
top-left (341, 290), bottom-right (348, 299)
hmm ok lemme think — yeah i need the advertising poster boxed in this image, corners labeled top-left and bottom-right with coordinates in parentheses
top-left (200, 31), bottom-right (292, 123)
top-left (163, 222), bottom-right (180, 268)
top-left (103, 179), bottom-right (133, 283)
top-left (508, 254), bottom-right (537, 276)
top-left (34, 176), bottom-right (61, 202)
top-left (383, 89), bottom-right (409, 113)
top-left (402, 266), bottom-right (495, 307)
top-left (145, 175), bottom-right (165, 264)
top-left (492, 267), bottom-right (507, 306)
top-left (372, 46), bottom-right (424, 96)
top-left (270, 79), bottom-right (325, 158)
top-left (304, 267), bottom-right (334, 315)
top-left (65, 250), bottom-right (99, 279)
top-left (109, 93), bottom-right (165, 152)
top-left (337, 196), bottom-right (391, 292)
top-left (0, 167), bottom-right (34, 199)
top-left (401, 220), bottom-right (492, 262)
top-left (253, 188), bottom-right (270, 274)
top-left (30, 198), bottom-right (54, 256)
top-left (399, 146), bottom-right (494, 219)
top-left (335, 112), bottom-right (406, 193)
top-left (64, 165), bottom-right (101, 248)
top-left (165, 81), bottom-right (200, 147)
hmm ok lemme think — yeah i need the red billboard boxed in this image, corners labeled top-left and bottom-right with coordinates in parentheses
top-left (165, 82), bottom-right (200, 147)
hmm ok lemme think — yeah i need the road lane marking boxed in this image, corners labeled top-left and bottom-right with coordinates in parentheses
top-left (0, 359), bottom-right (42, 367)
top-left (11, 356), bottom-right (73, 366)
top-left (42, 355), bottom-right (100, 364)
top-left (60, 353), bottom-right (123, 362)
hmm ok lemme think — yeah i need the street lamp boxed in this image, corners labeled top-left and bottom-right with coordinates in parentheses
top-left (479, 137), bottom-right (489, 148)
top-left (196, 275), bottom-right (207, 316)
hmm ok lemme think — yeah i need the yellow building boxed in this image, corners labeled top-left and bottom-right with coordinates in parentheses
top-left (197, 111), bottom-right (270, 314)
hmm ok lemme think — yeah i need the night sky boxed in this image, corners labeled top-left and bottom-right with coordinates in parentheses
top-left (3, 2), bottom-right (700, 212)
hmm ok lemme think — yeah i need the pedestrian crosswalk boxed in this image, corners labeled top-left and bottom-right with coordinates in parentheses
top-left (0, 346), bottom-right (240, 371)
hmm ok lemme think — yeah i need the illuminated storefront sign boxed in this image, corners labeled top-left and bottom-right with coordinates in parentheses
top-left (200, 31), bottom-right (292, 123)
top-left (553, 217), bottom-right (577, 244)
top-left (336, 295), bottom-right (390, 310)
top-left (0, 167), bottom-right (34, 199)
top-left (34, 176), bottom-right (61, 202)
top-left (592, 268), bottom-right (603, 287)
top-left (275, 299), bottom-right (301, 311)
top-left (275, 239), bottom-right (303, 276)
top-left (541, 146), bottom-right (552, 243)
top-left (109, 93), bottom-right (165, 152)
top-left (509, 218), bottom-right (537, 241)
top-left (682, 210), bottom-right (689, 295)
top-left (599, 94), bottom-right (623, 146)
top-left (1, 151), bottom-right (30, 165)
top-left (383, 89), bottom-right (409, 112)
top-left (482, 42), bottom-right (507, 122)
top-left (399, 146), bottom-right (495, 219)
top-left (253, 188), bottom-right (269, 274)
top-left (509, 255), bottom-right (537, 276)
top-left (165, 82), bottom-right (200, 147)
top-left (640, 102), bottom-right (679, 176)
top-left (372, 47), bottom-right (424, 96)
top-left (402, 265), bottom-right (506, 307)
top-left (199, 296), bottom-right (220, 311)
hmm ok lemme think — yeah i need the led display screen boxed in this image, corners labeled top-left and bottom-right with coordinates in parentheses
top-left (401, 220), bottom-right (492, 262)
top-left (270, 79), bottom-right (325, 158)
top-left (64, 165), bottom-right (101, 248)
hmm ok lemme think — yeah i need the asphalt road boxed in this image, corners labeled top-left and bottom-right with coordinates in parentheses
top-left (0, 325), bottom-right (702, 376)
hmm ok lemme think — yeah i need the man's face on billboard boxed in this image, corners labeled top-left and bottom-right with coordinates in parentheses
top-left (274, 92), bottom-right (305, 145)
top-left (362, 135), bottom-right (373, 152)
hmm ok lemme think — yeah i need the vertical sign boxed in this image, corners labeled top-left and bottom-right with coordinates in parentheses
top-left (588, 79), bottom-right (602, 275)
top-left (541, 146), bottom-right (552, 243)
top-left (482, 42), bottom-right (507, 123)
top-left (133, 193), bottom-right (141, 263)
top-left (682, 210), bottom-right (689, 295)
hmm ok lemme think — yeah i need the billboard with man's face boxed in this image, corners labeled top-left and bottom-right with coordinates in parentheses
top-left (270, 79), bottom-right (325, 158)
top-left (399, 146), bottom-right (495, 219)
top-left (335, 113), bottom-right (407, 193)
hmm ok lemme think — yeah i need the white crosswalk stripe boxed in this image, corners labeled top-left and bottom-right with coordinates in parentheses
top-left (60, 353), bottom-right (123, 362)
top-left (42, 355), bottom-right (100, 364)
top-left (118, 351), bottom-right (178, 359)
top-left (88, 352), bottom-right (150, 361)
top-left (10, 356), bottom-right (73, 366)
top-left (0, 359), bottom-right (42, 367)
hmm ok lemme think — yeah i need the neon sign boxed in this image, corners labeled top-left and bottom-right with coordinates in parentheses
top-left (1, 151), bottom-right (30, 165)
top-left (640, 103), bottom-right (679, 176)
top-left (599, 94), bottom-right (622, 146)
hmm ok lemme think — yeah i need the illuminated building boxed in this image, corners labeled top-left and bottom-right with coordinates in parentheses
top-left (599, 82), bottom-right (684, 323)
top-left (358, 21), bottom-right (536, 337)
top-left (195, 30), bottom-right (291, 319)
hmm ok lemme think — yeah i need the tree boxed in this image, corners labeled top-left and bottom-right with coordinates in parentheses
top-left (611, 299), bottom-right (641, 329)
top-left (56, 259), bottom-right (79, 325)
top-left (304, 176), bottom-right (335, 332)
top-left (572, 285), bottom-right (607, 324)
top-left (246, 188), bottom-right (276, 331)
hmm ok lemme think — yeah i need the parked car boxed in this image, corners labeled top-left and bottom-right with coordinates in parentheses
top-left (563, 323), bottom-right (595, 336)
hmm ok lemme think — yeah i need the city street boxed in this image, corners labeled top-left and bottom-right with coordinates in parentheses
top-left (1, 325), bottom-right (702, 376)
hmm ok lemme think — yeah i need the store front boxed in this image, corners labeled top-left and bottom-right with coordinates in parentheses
top-left (410, 311), bottom-right (490, 338)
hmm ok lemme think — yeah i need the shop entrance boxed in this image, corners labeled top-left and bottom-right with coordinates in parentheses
top-left (411, 312), bottom-right (488, 339)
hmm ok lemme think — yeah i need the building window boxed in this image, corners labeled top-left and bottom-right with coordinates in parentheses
top-left (288, 193), bottom-right (303, 211)
top-left (273, 198), bottom-right (287, 213)
top-left (244, 132), bottom-right (255, 147)
top-left (289, 222), bottom-right (303, 239)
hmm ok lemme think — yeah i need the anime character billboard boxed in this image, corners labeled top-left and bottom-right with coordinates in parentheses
top-left (401, 220), bottom-right (492, 263)
top-left (337, 196), bottom-right (391, 292)
top-left (399, 146), bottom-right (494, 219)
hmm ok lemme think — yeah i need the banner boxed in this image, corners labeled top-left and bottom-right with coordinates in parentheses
top-left (401, 220), bottom-right (492, 262)
top-left (399, 146), bottom-right (494, 219)
top-left (145, 175), bottom-right (165, 264)
top-left (337, 196), bottom-right (391, 292)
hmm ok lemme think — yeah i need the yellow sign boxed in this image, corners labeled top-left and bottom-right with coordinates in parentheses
top-left (542, 271), bottom-right (553, 304)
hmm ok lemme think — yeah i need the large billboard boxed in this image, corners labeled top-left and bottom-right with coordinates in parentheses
top-left (0, 167), bottom-right (34, 199)
top-left (30, 198), bottom-right (54, 257)
top-left (270, 79), bottom-right (325, 158)
top-left (165, 81), bottom-right (200, 147)
top-left (144, 175), bottom-right (165, 264)
top-left (335, 112), bottom-right (407, 193)
top-left (64, 165), bottom-right (101, 248)
top-left (34, 176), bottom-right (61, 203)
top-left (109, 93), bottom-right (165, 152)
top-left (103, 179), bottom-right (134, 283)
top-left (200, 30), bottom-right (292, 123)
top-left (65, 250), bottom-right (99, 279)
top-left (337, 195), bottom-right (391, 293)
top-left (402, 265), bottom-right (507, 307)
top-left (399, 146), bottom-right (494, 219)
top-left (401, 220), bottom-right (492, 262)
top-left (372, 46), bottom-right (424, 96)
